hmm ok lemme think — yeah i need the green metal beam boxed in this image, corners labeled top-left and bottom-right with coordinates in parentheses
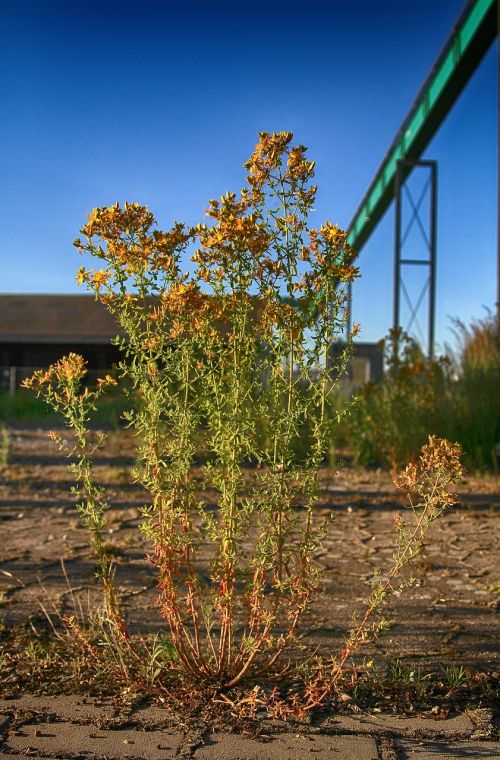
top-left (347, 0), bottom-right (497, 255)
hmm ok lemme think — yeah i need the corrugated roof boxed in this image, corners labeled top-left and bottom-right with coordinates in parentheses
top-left (0, 295), bottom-right (121, 344)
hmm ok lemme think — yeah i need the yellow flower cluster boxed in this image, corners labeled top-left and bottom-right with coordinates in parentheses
top-left (22, 352), bottom-right (88, 391)
top-left (78, 202), bottom-right (155, 241)
top-left (193, 192), bottom-right (271, 279)
top-left (243, 131), bottom-right (315, 203)
top-left (150, 283), bottom-right (214, 340)
top-left (394, 435), bottom-right (463, 496)
top-left (22, 354), bottom-right (117, 406)
top-left (76, 267), bottom-right (112, 292)
top-left (161, 282), bottom-right (205, 315)
top-left (420, 436), bottom-right (463, 480)
top-left (74, 203), bottom-right (192, 280)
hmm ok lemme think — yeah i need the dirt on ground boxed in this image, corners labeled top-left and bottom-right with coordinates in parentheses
top-left (1, 694), bottom-right (498, 759)
top-left (0, 427), bottom-right (499, 674)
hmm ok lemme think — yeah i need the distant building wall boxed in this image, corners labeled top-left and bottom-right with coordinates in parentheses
top-left (0, 295), bottom-right (122, 392)
top-left (1, 295), bottom-right (386, 394)
top-left (329, 341), bottom-right (384, 388)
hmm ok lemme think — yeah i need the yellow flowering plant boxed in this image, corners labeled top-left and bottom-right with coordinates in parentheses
top-left (28, 133), bottom-right (358, 690)
top-left (23, 133), bottom-right (463, 713)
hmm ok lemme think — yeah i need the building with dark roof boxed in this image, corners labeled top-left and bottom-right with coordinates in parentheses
top-left (0, 294), bottom-right (121, 391)
top-left (0, 294), bottom-right (384, 393)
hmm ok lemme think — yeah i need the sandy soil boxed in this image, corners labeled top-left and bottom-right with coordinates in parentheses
top-left (0, 427), bottom-right (499, 672)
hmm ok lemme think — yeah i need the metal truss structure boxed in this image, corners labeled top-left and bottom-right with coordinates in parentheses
top-left (394, 160), bottom-right (437, 358)
top-left (345, 0), bottom-right (498, 342)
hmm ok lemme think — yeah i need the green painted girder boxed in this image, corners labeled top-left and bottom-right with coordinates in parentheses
top-left (347, 0), bottom-right (497, 255)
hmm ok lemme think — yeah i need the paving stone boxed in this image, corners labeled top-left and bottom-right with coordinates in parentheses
top-left (194, 732), bottom-right (379, 760)
top-left (0, 695), bottom-right (178, 730)
top-left (320, 712), bottom-right (473, 738)
top-left (0, 716), bottom-right (9, 744)
top-left (129, 703), bottom-right (177, 726)
top-left (0, 756), bottom-right (74, 759)
top-left (0, 694), bottom-right (118, 721)
top-left (397, 740), bottom-right (500, 759)
top-left (5, 720), bottom-right (183, 759)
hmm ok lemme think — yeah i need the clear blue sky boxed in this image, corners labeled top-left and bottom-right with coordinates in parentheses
top-left (0, 0), bottom-right (496, 350)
